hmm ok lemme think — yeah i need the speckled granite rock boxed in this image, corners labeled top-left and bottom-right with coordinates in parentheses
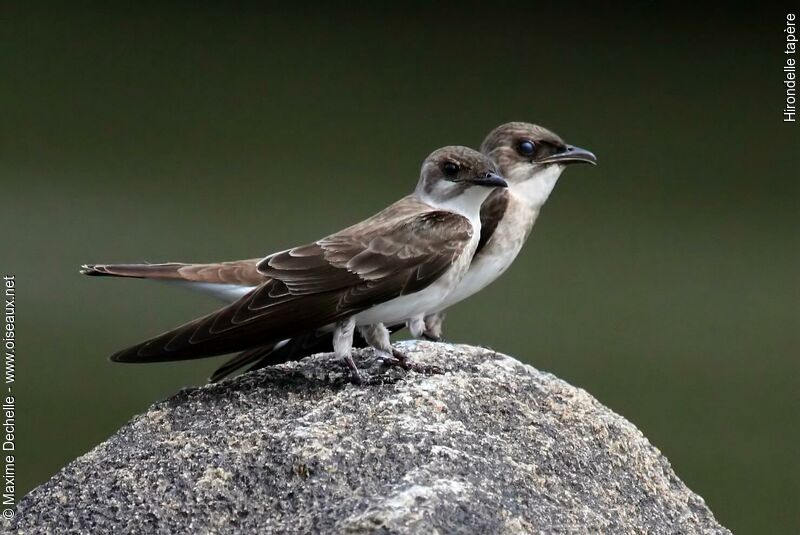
top-left (6, 342), bottom-right (729, 534)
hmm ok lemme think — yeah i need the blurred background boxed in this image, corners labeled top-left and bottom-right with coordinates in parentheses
top-left (2, 3), bottom-right (797, 533)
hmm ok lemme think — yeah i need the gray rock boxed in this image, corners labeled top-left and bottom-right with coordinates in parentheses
top-left (6, 342), bottom-right (730, 534)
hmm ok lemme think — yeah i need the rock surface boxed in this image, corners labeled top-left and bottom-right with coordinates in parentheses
top-left (7, 342), bottom-right (729, 534)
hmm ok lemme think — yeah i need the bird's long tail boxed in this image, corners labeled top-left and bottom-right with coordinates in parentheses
top-left (80, 262), bottom-right (190, 280)
top-left (81, 259), bottom-right (265, 302)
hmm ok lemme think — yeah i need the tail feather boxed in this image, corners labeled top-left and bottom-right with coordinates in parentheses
top-left (80, 263), bottom-right (189, 279)
top-left (80, 259), bottom-right (264, 287)
top-left (208, 332), bottom-right (346, 383)
top-left (209, 323), bottom-right (406, 383)
top-left (208, 343), bottom-right (284, 383)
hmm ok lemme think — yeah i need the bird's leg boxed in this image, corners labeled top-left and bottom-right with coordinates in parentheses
top-left (406, 315), bottom-right (426, 339)
top-left (422, 312), bottom-right (445, 342)
top-left (334, 317), bottom-right (362, 384)
top-left (360, 323), bottom-right (442, 375)
top-left (359, 323), bottom-right (396, 362)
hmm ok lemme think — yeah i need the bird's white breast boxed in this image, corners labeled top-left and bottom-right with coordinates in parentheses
top-left (434, 165), bottom-right (563, 312)
top-left (353, 220), bottom-right (480, 326)
top-left (164, 280), bottom-right (255, 302)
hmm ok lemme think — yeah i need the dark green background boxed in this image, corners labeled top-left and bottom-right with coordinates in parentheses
top-left (3, 4), bottom-right (797, 533)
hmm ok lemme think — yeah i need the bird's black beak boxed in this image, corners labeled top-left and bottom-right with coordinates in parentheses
top-left (469, 171), bottom-right (508, 188)
top-left (538, 145), bottom-right (597, 165)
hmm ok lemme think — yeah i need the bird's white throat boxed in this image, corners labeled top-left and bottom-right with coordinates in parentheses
top-left (510, 164), bottom-right (564, 209)
top-left (418, 185), bottom-right (494, 226)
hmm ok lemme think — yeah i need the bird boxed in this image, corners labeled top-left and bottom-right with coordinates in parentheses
top-left (414, 122), bottom-right (596, 338)
top-left (205, 122), bottom-right (597, 381)
top-left (82, 146), bottom-right (507, 382)
top-left (84, 123), bottom-right (596, 381)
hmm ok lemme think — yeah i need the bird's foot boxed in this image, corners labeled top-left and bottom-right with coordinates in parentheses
top-left (335, 354), bottom-right (386, 386)
top-left (339, 355), bottom-right (365, 385)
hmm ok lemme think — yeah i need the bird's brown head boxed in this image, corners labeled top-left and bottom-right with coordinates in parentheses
top-left (416, 146), bottom-right (507, 213)
top-left (480, 122), bottom-right (596, 186)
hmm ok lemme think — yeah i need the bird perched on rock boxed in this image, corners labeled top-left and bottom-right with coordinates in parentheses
top-left (207, 122), bottom-right (597, 381)
top-left (83, 146), bottom-right (507, 382)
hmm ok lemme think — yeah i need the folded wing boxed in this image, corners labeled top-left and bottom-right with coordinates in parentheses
top-left (111, 203), bottom-right (472, 363)
top-left (209, 191), bottom-right (514, 380)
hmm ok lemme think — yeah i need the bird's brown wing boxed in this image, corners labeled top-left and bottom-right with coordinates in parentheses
top-left (210, 192), bottom-right (512, 380)
top-left (207, 341), bottom-right (284, 382)
top-left (475, 189), bottom-right (510, 257)
top-left (207, 329), bottom-right (373, 383)
top-left (111, 205), bottom-right (472, 363)
top-left (209, 191), bottom-right (513, 380)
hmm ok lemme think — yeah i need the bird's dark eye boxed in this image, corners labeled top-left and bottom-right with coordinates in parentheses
top-left (442, 161), bottom-right (460, 177)
top-left (517, 139), bottom-right (536, 157)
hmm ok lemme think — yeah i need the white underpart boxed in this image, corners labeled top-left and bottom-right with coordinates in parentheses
top-left (416, 181), bottom-right (496, 222)
top-left (161, 179), bottom-right (512, 333)
top-left (162, 280), bottom-right (255, 302)
top-left (433, 164), bottom-right (564, 313)
top-left (352, 185), bottom-right (489, 326)
top-left (272, 338), bottom-right (290, 351)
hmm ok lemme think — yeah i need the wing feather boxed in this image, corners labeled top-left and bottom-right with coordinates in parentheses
top-left (475, 189), bottom-right (510, 257)
top-left (111, 201), bottom-right (472, 363)
top-left (81, 259), bottom-right (265, 286)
